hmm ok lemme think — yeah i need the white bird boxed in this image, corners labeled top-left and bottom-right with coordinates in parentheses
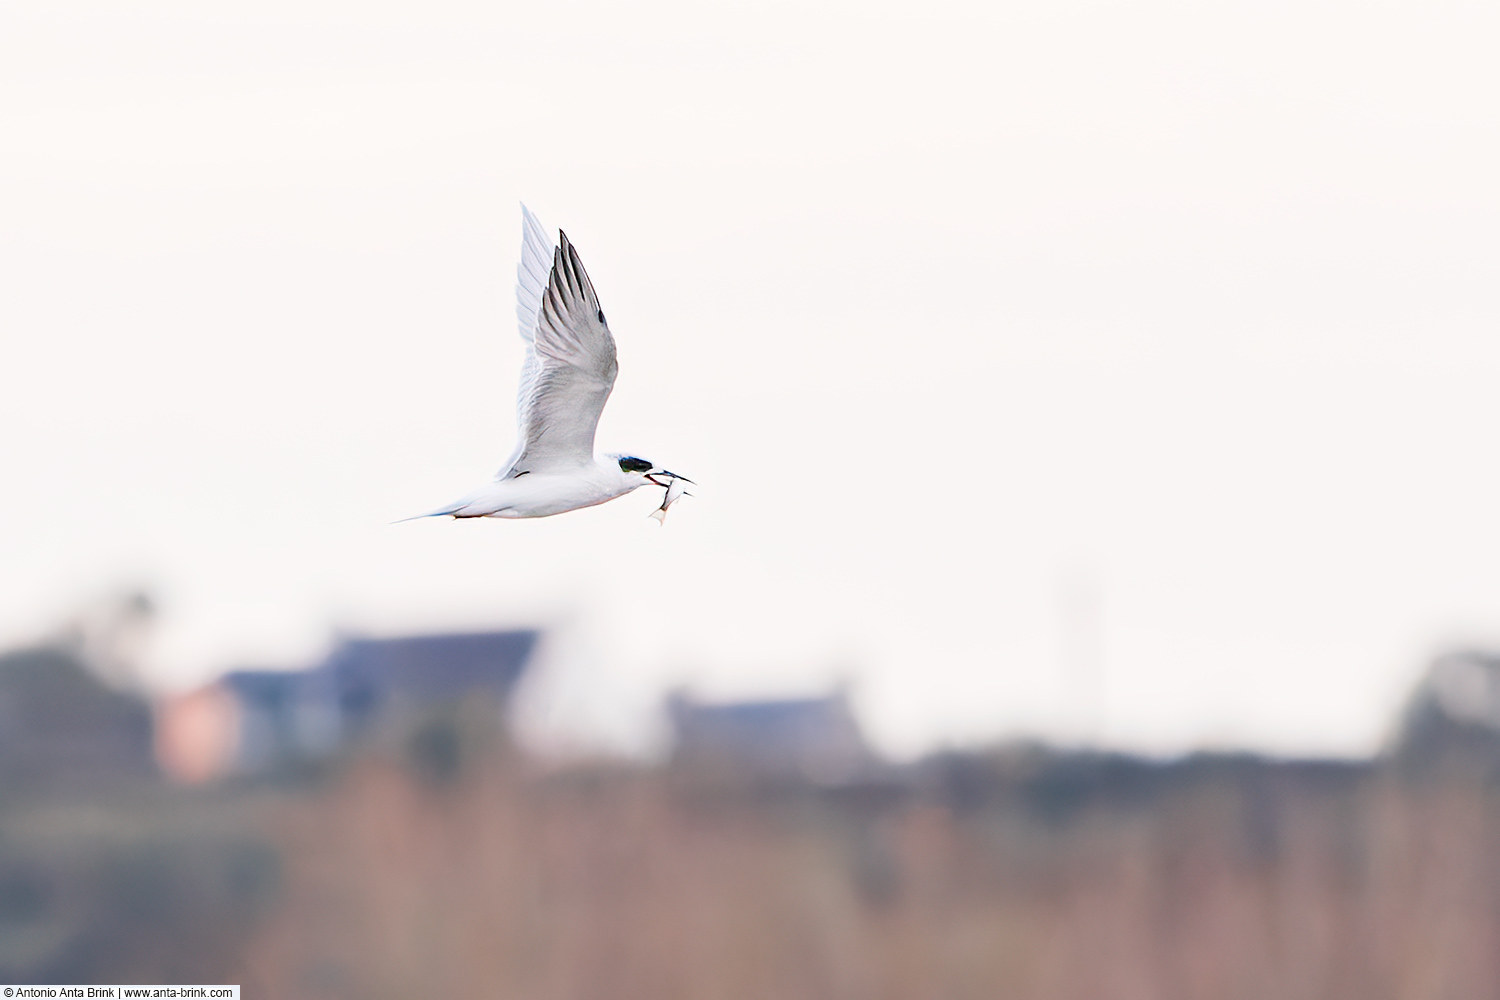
top-left (404, 205), bottom-right (690, 522)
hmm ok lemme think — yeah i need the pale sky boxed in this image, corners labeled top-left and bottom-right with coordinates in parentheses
top-left (3, 0), bottom-right (1498, 759)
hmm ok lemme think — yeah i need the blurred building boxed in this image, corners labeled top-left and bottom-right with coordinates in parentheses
top-left (156, 630), bottom-right (540, 781)
top-left (1393, 649), bottom-right (1500, 770)
top-left (0, 644), bottom-right (157, 791)
top-left (667, 687), bottom-right (874, 783)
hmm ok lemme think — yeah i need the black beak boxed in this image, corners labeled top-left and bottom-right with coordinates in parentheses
top-left (646, 471), bottom-right (694, 487)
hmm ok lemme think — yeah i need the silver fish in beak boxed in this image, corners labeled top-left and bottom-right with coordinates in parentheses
top-left (648, 473), bottom-right (693, 524)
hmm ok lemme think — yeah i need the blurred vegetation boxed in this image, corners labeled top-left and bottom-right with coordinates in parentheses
top-left (0, 643), bottom-right (278, 984)
top-left (4, 639), bottom-right (1500, 997)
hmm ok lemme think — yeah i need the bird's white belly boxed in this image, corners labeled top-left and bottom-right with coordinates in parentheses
top-left (454, 469), bottom-right (638, 519)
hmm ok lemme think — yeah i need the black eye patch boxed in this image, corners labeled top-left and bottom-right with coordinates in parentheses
top-left (618, 456), bottom-right (652, 473)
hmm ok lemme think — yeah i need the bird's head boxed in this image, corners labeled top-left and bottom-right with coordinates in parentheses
top-left (615, 455), bottom-right (692, 488)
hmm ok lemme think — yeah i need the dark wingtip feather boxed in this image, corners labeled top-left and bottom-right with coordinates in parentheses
top-left (565, 240), bottom-right (599, 309)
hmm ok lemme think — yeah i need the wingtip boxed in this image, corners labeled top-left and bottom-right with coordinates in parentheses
top-left (520, 203), bottom-right (550, 242)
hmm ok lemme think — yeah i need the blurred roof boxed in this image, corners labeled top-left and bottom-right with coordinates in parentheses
top-left (668, 688), bottom-right (872, 782)
top-left (328, 631), bottom-right (538, 701)
top-left (1394, 650), bottom-right (1500, 771)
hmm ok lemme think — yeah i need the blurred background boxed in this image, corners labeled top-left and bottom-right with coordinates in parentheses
top-left (3, 0), bottom-right (1500, 995)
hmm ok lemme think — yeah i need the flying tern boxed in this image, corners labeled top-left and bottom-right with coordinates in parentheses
top-left (405, 206), bottom-right (691, 522)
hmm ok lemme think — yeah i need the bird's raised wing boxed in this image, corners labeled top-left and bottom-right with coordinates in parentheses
top-left (499, 205), bottom-right (619, 476)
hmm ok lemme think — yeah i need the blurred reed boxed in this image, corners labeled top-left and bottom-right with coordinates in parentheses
top-left (211, 750), bottom-right (1500, 998)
